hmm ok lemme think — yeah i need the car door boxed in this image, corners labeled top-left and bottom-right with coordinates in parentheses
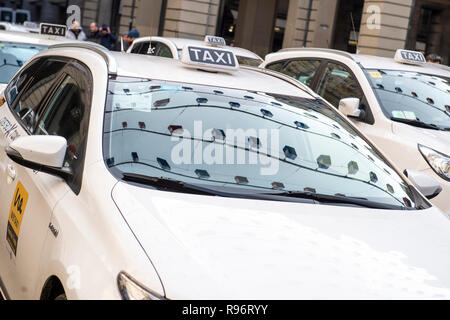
top-left (0, 57), bottom-right (79, 299)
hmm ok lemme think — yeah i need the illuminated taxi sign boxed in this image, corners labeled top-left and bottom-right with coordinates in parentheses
top-left (394, 49), bottom-right (426, 65)
top-left (181, 45), bottom-right (239, 73)
top-left (205, 35), bottom-right (226, 47)
top-left (39, 23), bottom-right (67, 37)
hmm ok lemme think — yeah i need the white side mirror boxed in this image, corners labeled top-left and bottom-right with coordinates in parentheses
top-left (404, 169), bottom-right (442, 200)
top-left (338, 98), bottom-right (361, 118)
top-left (7, 135), bottom-right (67, 168)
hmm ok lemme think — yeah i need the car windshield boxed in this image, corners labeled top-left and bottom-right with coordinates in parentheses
top-left (103, 76), bottom-right (420, 209)
top-left (0, 41), bottom-right (46, 83)
top-left (365, 69), bottom-right (450, 130)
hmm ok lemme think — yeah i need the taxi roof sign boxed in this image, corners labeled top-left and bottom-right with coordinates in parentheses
top-left (39, 23), bottom-right (67, 37)
top-left (394, 49), bottom-right (426, 65)
top-left (181, 45), bottom-right (239, 74)
top-left (204, 35), bottom-right (226, 47)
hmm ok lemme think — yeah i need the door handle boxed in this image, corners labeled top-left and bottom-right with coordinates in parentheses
top-left (7, 164), bottom-right (16, 181)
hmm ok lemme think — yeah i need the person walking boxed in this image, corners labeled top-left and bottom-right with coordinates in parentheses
top-left (66, 21), bottom-right (87, 41)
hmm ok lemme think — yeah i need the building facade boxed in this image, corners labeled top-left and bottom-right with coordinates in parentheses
top-left (1, 0), bottom-right (449, 64)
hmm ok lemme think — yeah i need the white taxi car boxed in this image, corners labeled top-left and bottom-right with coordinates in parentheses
top-left (127, 35), bottom-right (263, 67)
top-left (0, 25), bottom-right (77, 92)
top-left (262, 48), bottom-right (450, 214)
top-left (0, 39), bottom-right (449, 300)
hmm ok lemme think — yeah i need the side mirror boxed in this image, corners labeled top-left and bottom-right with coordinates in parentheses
top-left (338, 98), bottom-right (365, 120)
top-left (6, 135), bottom-right (72, 180)
top-left (404, 169), bottom-right (442, 200)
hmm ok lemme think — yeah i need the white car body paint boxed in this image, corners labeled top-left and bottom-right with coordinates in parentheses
top-left (261, 49), bottom-right (450, 214)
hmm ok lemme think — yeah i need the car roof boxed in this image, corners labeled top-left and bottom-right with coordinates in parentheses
top-left (266, 47), bottom-right (450, 78)
top-left (106, 51), bottom-right (308, 97)
top-left (134, 36), bottom-right (263, 61)
top-left (353, 54), bottom-right (450, 77)
top-left (0, 29), bottom-right (77, 46)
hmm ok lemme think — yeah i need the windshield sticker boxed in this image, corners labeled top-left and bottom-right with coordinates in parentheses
top-left (403, 111), bottom-right (417, 120)
top-left (391, 111), bottom-right (417, 120)
top-left (7, 181), bottom-right (29, 256)
top-left (392, 111), bottom-right (405, 119)
top-left (369, 71), bottom-right (383, 79)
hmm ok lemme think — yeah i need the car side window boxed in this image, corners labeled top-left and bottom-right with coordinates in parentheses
top-left (266, 61), bottom-right (285, 73)
top-left (7, 57), bottom-right (67, 133)
top-left (154, 42), bottom-right (173, 58)
top-left (130, 42), bottom-right (142, 54)
top-left (279, 59), bottom-right (321, 88)
top-left (34, 61), bottom-right (92, 194)
top-left (317, 62), bottom-right (364, 108)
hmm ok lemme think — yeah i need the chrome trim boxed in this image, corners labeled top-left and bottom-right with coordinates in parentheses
top-left (48, 42), bottom-right (118, 75)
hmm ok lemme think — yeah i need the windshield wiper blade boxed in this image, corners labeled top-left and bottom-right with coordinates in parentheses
top-left (121, 173), bottom-right (217, 196)
top-left (391, 117), bottom-right (443, 130)
top-left (261, 190), bottom-right (408, 210)
top-left (121, 173), bottom-right (315, 203)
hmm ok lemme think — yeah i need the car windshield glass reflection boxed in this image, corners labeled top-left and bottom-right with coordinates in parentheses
top-left (103, 77), bottom-right (418, 209)
top-left (365, 69), bottom-right (450, 130)
top-left (0, 42), bottom-right (45, 83)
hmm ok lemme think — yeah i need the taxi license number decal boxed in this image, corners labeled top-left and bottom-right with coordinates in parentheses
top-left (369, 71), bottom-right (382, 79)
top-left (6, 181), bottom-right (29, 256)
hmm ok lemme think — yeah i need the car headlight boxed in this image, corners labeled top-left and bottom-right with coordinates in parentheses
top-left (117, 271), bottom-right (165, 300)
top-left (418, 144), bottom-right (450, 182)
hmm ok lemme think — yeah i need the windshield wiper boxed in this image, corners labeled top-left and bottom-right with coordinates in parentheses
top-left (391, 117), bottom-right (443, 130)
top-left (121, 173), bottom-right (409, 209)
top-left (121, 173), bottom-right (315, 204)
top-left (261, 190), bottom-right (409, 210)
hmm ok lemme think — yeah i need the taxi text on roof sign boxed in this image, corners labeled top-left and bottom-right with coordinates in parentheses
top-left (181, 45), bottom-right (239, 74)
top-left (40, 23), bottom-right (67, 37)
top-left (205, 35), bottom-right (226, 47)
top-left (394, 49), bottom-right (426, 65)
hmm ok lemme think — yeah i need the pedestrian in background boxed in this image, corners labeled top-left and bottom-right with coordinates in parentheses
top-left (67, 21), bottom-right (87, 41)
top-left (426, 53), bottom-right (442, 64)
top-left (87, 22), bottom-right (101, 44)
top-left (99, 24), bottom-right (117, 50)
top-left (122, 29), bottom-right (140, 51)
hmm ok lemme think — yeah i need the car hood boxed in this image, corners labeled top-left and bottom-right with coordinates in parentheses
top-left (112, 181), bottom-right (450, 299)
top-left (0, 83), bottom-right (7, 94)
top-left (392, 121), bottom-right (450, 156)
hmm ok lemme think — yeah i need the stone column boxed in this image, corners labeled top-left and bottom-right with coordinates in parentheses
top-left (162, 0), bottom-right (220, 39)
top-left (358, 0), bottom-right (413, 57)
top-left (233, 0), bottom-right (277, 57)
top-left (282, 0), bottom-right (319, 49)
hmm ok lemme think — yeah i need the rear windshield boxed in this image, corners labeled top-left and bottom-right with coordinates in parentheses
top-left (0, 42), bottom-right (46, 84)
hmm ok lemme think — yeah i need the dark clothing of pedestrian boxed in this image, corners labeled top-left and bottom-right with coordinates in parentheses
top-left (87, 30), bottom-right (101, 44)
top-left (100, 33), bottom-right (117, 50)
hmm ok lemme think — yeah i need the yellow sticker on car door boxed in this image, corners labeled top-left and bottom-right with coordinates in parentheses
top-left (6, 181), bottom-right (29, 256)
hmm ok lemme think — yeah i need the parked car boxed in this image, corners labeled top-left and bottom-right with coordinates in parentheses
top-left (127, 35), bottom-right (264, 67)
top-left (261, 48), bottom-right (450, 214)
top-left (0, 27), bottom-right (79, 92)
top-left (0, 40), bottom-right (448, 300)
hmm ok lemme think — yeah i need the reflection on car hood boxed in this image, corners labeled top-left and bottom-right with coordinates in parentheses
top-left (392, 121), bottom-right (450, 156)
top-left (112, 181), bottom-right (450, 299)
